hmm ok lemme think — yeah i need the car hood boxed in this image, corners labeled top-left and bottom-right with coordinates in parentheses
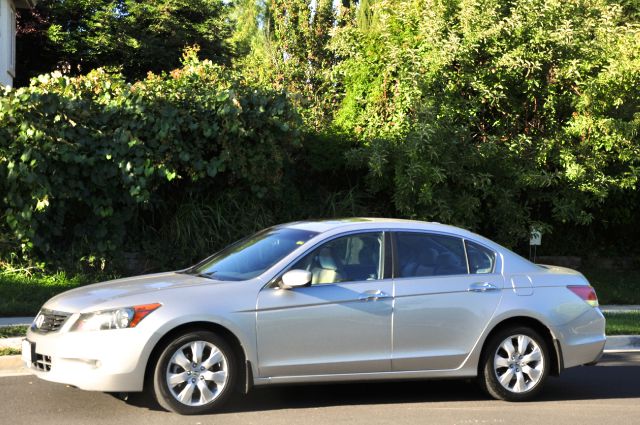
top-left (43, 272), bottom-right (215, 313)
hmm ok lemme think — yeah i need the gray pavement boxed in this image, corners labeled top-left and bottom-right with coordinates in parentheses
top-left (0, 352), bottom-right (638, 425)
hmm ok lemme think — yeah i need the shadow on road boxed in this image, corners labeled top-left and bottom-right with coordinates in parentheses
top-left (124, 353), bottom-right (640, 414)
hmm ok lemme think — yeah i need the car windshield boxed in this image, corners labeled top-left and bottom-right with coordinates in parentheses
top-left (188, 227), bottom-right (319, 281)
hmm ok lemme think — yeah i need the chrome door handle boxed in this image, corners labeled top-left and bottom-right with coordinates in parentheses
top-left (359, 289), bottom-right (390, 301)
top-left (468, 282), bottom-right (499, 293)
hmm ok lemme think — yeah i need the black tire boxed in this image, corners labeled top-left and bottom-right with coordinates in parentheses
top-left (479, 326), bottom-right (550, 401)
top-left (153, 330), bottom-right (237, 414)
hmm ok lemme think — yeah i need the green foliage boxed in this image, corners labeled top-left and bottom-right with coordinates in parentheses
top-left (141, 186), bottom-right (374, 269)
top-left (234, 0), bottom-right (337, 128)
top-left (4, 0), bottom-right (640, 272)
top-left (583, 268), bottom-right (640, 305)
top-left (0, 326), bottom-right (28, 338)
top-left (328, 0), bottom-right (640, 247)
top-left (603, 311), bottom-right (640, 335)
top-left (0, 50), bottom-right (300, 262)
top-left (16, 0), bottom-right (233, 84)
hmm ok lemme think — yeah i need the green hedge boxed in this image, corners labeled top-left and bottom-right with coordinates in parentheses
top-left (0, 50), bottom-right (300, 262)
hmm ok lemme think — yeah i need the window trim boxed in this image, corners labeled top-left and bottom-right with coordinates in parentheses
top-left (464, 238), bottom-right (497, 274)
top-left (265, 229), bottom-right (392, 289)
top-left (391, 230), bottom-right (499, 280)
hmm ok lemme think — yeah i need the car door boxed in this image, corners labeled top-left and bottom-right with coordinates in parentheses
top-left (392, 232), bottom-right (503, 371)
top-left (256, 231), bottom-right (393, 377)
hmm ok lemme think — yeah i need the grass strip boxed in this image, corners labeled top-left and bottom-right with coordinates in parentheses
top-left (0, 325), bottom-right (28, 338)
top-left (0, 270), bottom-right (115, 316)
top-left (604, 311), bottom-right (640, 336)
top-left (0, 348), bottom-right (20, 356)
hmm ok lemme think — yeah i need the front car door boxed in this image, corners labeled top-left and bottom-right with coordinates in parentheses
top-left (392, 232), bottom-right (504, 371)
top-left (256, 231), bottom-right (393, 377)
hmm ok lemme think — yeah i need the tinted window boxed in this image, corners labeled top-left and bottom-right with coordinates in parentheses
top-left (465, 240), bottom-right (496, 274)
top-left (396, 233), bottom-right (467, 277)
top-left (190, 228), bottom-right (318, 281)
top-left (290, 232), bottom-right (383, 285)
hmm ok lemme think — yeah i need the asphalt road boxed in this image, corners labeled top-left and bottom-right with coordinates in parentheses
top-left (1, 353), bottom-right (639, 425)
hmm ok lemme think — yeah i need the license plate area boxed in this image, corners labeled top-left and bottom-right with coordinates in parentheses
top-left (21, 339), bottom-right (34, 366)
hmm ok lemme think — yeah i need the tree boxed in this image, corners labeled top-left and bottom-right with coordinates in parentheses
top-left (16, 0), bottom-right (233, 85)
top-left (330, 0), bottom-right (640, 247)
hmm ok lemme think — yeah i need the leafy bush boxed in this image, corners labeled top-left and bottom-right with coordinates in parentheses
top-left (0, 50), bottom-right (300, 263)
top-left (330, 0), bottom-right (640, 248)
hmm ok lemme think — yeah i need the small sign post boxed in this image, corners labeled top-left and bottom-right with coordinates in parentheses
top-left (529, 227), bottom-right (542, 262)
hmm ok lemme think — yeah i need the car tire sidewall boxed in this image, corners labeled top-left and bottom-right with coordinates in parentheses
top-left (480, 326), bottom-right (550, 402)
top-left (153, 330), bottom-right (237, 415)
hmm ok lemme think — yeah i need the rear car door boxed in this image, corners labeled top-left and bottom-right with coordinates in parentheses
top-left (392, 232), bottom-right (503, 371)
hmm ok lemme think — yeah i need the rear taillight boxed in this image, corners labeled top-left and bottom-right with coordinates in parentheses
top-left (568, 285), bottom-right (599, 307)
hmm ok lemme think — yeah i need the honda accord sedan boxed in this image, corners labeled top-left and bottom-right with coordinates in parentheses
top-left (23, 218), bottom-right (605, 414)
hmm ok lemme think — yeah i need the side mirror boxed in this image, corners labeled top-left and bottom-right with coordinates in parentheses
top-left (279, 269), bottom-right (312, 289)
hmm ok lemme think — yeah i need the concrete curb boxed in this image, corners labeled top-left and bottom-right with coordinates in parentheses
top-left (0, 337), bottom-right (22, 350)
top-left (601, 306), bottom-right (640, 313)
top-left (0, 355), bottom-right (31, 377)
top-left (604, 335), bottom-right (640, 353)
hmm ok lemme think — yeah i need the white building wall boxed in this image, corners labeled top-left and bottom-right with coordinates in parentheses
top-left (0, 0), bottom-right (15, 87)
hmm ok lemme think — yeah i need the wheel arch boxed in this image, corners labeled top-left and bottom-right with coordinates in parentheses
top-left (143, 321), bottom-right (250, 393)
top-left (479, 316), bottom-right (563, 377)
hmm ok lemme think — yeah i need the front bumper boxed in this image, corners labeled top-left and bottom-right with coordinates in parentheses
top-left (24, 323), bottom-right (153, 392)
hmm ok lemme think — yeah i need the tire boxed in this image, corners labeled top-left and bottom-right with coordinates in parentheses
top-left (153, 330), bottom-right (237, 414)
top-left (479, 326), bottom-right (550, 401)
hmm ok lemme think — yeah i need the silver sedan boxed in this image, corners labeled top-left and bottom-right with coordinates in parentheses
top-left (23, 218), bottom-right (606, 414)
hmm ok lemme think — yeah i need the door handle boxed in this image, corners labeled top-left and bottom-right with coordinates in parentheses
top-left (359, 289), bottom-right (390, 301)
top-left (468, 282), bottom-right (499, 293)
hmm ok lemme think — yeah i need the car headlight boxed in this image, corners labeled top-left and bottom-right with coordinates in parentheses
top-left (71, 303), bottom-right (162, 332)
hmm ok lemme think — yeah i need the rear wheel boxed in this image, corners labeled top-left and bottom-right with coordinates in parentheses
top-left (153, 330), bottom-right (237, 414)
top-left (479, 326), bottom-right (550, 401)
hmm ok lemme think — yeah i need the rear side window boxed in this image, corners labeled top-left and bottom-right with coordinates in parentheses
top-left (396, 233), bottom-right (467, 278)
top-left (465, 240), bottom-right (496, 274)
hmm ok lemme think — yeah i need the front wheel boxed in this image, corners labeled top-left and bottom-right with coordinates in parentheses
top-left (479, 326), bottom-right (550, 401)
top-left (153, 330), bottom-right (237, 414)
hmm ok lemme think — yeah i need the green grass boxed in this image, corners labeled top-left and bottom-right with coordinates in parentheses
top-left (0, 348), bottom-right (20, 356)
top-left (604, 311), bottom-right (640, 335)
top-left (0, 325), bottom-right (28, 338)
top-left (581, 269), bottom-right (640, 305)
top-left (0, 269), bottom-right (107, 316)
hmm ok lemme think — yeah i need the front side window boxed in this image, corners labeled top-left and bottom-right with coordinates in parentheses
top-left (465, 240), bottom-right (496, 274)
top-left (289, 232), bottom-right (384, 285)
top-left (396, 232), bottom-right (467, 278)
top-left (189, 227), bottom-right (318, 281)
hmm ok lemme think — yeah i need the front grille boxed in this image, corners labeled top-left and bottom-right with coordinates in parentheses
top-left (32, 309), bottom-right (71, 334)
top-left (34, 353), bottom-right (52, 372)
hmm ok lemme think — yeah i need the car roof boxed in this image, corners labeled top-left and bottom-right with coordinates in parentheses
top-left (281, 217), bottom-right (469, 235)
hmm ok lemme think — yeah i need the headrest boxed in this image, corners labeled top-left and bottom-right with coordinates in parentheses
top-left (359, 244), bottom-right (377, 266)
top-left (318, 248), bottom-right (338, 270)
